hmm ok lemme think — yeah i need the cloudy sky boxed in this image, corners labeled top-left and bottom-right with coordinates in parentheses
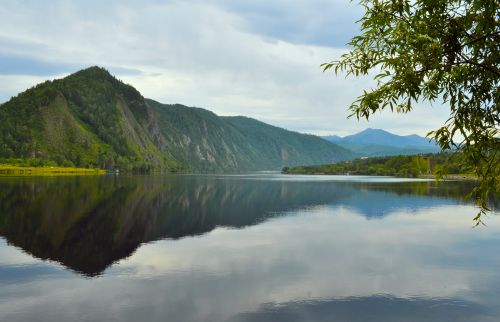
top-left (0, 0), bottom-right (450, 136)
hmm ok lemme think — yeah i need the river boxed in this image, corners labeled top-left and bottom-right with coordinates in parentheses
top-left (0, 174), bottom-right (498, 321)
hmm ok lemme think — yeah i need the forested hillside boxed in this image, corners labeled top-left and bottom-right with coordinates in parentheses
top-left (0, 67), bottom-right (354, 172)
top-left (149, 100), bottom-right (354, 171)
top-left (0, 67), bottom-right (178, 172)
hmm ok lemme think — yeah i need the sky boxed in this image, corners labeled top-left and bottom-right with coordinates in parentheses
top-left (0, 0), bottom-right (451, 137)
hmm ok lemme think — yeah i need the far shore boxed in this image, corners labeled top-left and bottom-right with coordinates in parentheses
top-left (283, 172), bottom-right (477, 181)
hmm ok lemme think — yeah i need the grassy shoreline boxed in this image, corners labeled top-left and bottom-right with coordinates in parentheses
top-left (0, 164), bottom-right (105, 176)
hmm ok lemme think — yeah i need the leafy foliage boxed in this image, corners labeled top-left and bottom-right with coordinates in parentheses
top-left (322, 0), bottom-right (499, 222)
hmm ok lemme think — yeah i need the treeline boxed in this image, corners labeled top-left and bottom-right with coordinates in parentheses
top-left (282, 153), bottom-right (473, 178)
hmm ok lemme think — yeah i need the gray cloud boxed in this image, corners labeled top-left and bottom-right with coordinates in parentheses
top-left (0, 53), bottom-right (83, 76)
top-left (0, 0), bottom-right (450, 136)
top-left (210, 0), bottom-right (363, 47)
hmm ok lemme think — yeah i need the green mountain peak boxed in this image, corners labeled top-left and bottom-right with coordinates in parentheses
top-left (0, 67), bottom-right (354, 172)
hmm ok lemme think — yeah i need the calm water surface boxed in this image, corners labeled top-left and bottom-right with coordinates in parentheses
top-left (0, 174), bottom-right (499, 322)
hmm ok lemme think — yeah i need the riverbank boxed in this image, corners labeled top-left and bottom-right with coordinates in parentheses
top-left (419, 174), bottom-right (477, 181)
top-left (0, 164), bottom-right (105, 176)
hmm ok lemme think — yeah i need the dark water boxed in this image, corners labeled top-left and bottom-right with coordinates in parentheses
top-left (0, 174), bottom-right (499, 322)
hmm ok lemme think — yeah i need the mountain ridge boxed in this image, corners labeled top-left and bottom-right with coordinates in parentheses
top-left (148, 99), bottom-right (354, 171)
top-left (0, 66), bottom-right (354, 172)
top-left (322, 128), bottom-right (440, 157)
top-left (342, 128), bottom-right (435, 147)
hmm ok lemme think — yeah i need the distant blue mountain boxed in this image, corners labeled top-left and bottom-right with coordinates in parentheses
top-left (341, 128), bottom-right (435, 147)
top-left (322, 128), bottom-right (440, 157)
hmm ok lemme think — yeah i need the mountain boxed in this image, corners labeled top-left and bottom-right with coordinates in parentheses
top-left (322, 128), bottom-right (440, 157)
top-left (342, 128), bottom-right (435, 147)
top-left (0, 66), bottom-right (354, 172)
top-left (0, 67), bottom-right (178, 172)
top-left (148, 100), bottom-right (354, 171)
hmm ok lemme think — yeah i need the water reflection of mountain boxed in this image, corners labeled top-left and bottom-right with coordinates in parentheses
top-left (0, 175), bottom-right (475, 276)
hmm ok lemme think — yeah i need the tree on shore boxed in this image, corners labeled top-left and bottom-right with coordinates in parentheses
top-left (323, 0), bottom-right (499, 223)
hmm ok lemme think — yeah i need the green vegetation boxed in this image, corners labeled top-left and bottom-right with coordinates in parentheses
top-left (148, 100), bottom-right (255, 172)
top-left (0, 164), bottom-right (105, 176)
top-left (283, 153), bottom-right (474, 179)
top-left (0, 66), bottom-right (178, 172)
top-left (140, 100), bottom-right (354, 172)
top-left (0, 67), bottom-right (353, 173)
top-left (224, 116), bottom-right (354, 168)
top-left (322, 0), bottom-right (499, 221)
